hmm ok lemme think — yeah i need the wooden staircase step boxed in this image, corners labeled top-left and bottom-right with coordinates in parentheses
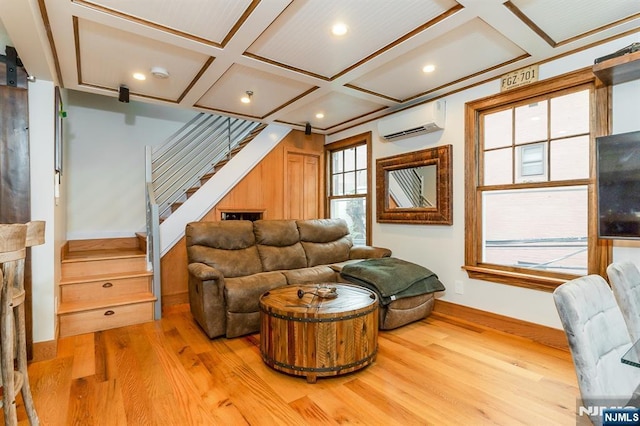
top-left (58, 292), bottom-right (156, 315)
top-left (62, 254), bottom-right (147, 279)
top-left (63, 248), bottom-right (145, 262)
top-left (61, 238), bottom-right (148, 279)
top-left (250, 123), bottom-right (267, 134)
top-left (135, 232), bottom-right (147, 252)
top-left (186, 187), bottom-right (199, 198)
top-left (66, 236), bottom-right (142, 252)
top-left (216, 158), bottom-right (229, 169)
top-left (58, 293), bottom-right (156, 338)
top-left (60, 270), bottom-right (152, 286)
top-left (200, 172), bottom-right (215, 185)
top-left (59, 236), bottom-right (156, 338)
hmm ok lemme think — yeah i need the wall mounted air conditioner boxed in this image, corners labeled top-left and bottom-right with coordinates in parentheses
top-left (378, 100), bottom-right (446, 141)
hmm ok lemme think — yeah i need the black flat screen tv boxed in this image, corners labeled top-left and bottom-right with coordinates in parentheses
top-left (597, 130), bottom-right (640, 239)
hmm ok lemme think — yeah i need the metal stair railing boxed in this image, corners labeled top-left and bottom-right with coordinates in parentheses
top-left (149, 113), bottom-right (261, 219)
top-left (144, 112), bottom-right (262, 319)
top-left (389, 168), bottom-right (433, 208)
top-left (145, 182), bottom-right (161, 320)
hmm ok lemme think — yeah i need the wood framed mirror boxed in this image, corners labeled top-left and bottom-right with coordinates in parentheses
top-left (376, 144), bottom-right (452, 224)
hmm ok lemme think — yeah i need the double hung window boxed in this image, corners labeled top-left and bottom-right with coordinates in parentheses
top-left (326, 132), bottom-right (372, 246)
top-left (464, 69), bottom-right (611, 289)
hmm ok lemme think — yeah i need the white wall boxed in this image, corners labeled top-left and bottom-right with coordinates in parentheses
top-left (328, 34), bottom-right (640, 330)
top-left (28, 79), bottom-right (59, 342)
top-left (64, 90), bottom-right (196, 240)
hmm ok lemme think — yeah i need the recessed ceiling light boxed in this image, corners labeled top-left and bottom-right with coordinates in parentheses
top-left (332, 23), bottom-right (348, 36)
top-left (315, 113), bottom-right (324, 119)
top-left (422, 64), bottom-right (435, 73)
top-left (133, 72), bottom-right (146, 81)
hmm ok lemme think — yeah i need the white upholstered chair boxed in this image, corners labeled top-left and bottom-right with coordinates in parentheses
top-left (607, 261), bottom-right (640, 343)
top-left (553, 274), bottom-right (640, 426)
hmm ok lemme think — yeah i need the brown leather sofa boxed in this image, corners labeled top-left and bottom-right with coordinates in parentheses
top-left (186, 218), bottom-right (435, 338)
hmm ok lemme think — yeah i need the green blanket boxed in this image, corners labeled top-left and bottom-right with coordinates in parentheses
top-left (340, 257), bottom-right (445, 305)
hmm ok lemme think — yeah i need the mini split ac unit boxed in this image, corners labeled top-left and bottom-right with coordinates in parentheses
top-left (378, 100), bottom-right (446, 141)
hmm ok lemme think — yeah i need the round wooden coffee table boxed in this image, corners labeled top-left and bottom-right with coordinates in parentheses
top-left (259, 283), bottom-right (378, 383)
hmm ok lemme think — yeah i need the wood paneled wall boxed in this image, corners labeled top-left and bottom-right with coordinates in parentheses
top-left (160, 130), bottom-right (325, 307)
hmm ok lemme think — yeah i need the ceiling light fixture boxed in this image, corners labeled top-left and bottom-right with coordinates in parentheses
top-left (315, 113), bottom-right (324, 119)
top-left (150, 66), bottom-right (169, 79)
top-left (332, 22), bottom-right (348, 36)
top-left (133, 72), bottom-right (146, 81)
top-left (241, 90), bottom-right (253, 104)
top-left (422, 64), bottom-right (435, 73)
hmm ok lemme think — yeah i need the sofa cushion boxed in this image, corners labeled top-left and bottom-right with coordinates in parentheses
top-left (282, 265), bottom-right (337, 284)
top-left (380, 293), bottom-right (434, 330)
top-left (188, 245), bottom-right (262, 278)
top-left (254, 219), bottom-right (300, 245)
top-left (224, 271), bottom-right (287, 313)
top-left (187, 220), bottom-right (255, 249)
top-left (186, 221), bottom-right (262, 278)
top-left (297, 218), bottom-right (350, 242)
top-left (297, 219), bottom-right (353, 266)
top-left (300, 237), bottom-right (352, 267)
top-left (254, 220), bottom-right (307, 271)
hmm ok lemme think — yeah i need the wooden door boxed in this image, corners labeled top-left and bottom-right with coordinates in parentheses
top-left (286, 152), bottom-right (319, 219)
top-left (1, 61), bottom-right (32, 356)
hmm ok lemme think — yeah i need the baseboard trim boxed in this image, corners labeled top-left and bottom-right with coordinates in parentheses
top-left (32, 339), bottom-right (58, 362)
top-left (162, 292), bottom-right (189, 308)
top-left (433, 300), bottom-right (568, 351)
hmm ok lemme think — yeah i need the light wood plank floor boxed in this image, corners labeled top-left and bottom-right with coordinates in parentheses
top-left (16, 305), bottom-right (584, 425)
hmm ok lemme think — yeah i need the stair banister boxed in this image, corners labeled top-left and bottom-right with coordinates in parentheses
top-left (145, 148), bottom-right (161, 319)
top-left (158, 124), bottom-right (291, 256)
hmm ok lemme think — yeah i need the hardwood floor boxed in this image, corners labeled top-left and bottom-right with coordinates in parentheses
top-left (17, 305), bottom-right (583, 425)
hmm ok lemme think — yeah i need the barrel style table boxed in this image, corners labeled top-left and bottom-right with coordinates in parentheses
top-left (259, 283), bottom-right (378, 383)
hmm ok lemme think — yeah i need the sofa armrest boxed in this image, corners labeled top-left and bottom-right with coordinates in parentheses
top-left (349, 246), bottom-right (392, 260)
top-left (188, 262), bottom-right (223, 281)
top-left (187, 262), bottom-right (226, 339)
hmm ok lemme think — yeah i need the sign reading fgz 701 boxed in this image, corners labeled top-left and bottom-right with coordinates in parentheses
top-left (500, 65), bottom-right (539, 91)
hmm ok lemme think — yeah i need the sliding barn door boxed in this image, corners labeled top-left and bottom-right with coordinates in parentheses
top-left (1, 86), bottom-right (30, 221)
top-left (1, 59), bottom-right (32, 356)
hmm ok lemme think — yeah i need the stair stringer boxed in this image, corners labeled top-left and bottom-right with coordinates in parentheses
top-left (159, 124), bottom-right (291, 256)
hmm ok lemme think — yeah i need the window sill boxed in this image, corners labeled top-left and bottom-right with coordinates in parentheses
top-left (462, 265), bottom-right (570, 292)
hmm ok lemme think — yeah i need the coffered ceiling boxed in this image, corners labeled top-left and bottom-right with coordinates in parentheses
top-left (2, 0), bottom-right (639, 134)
